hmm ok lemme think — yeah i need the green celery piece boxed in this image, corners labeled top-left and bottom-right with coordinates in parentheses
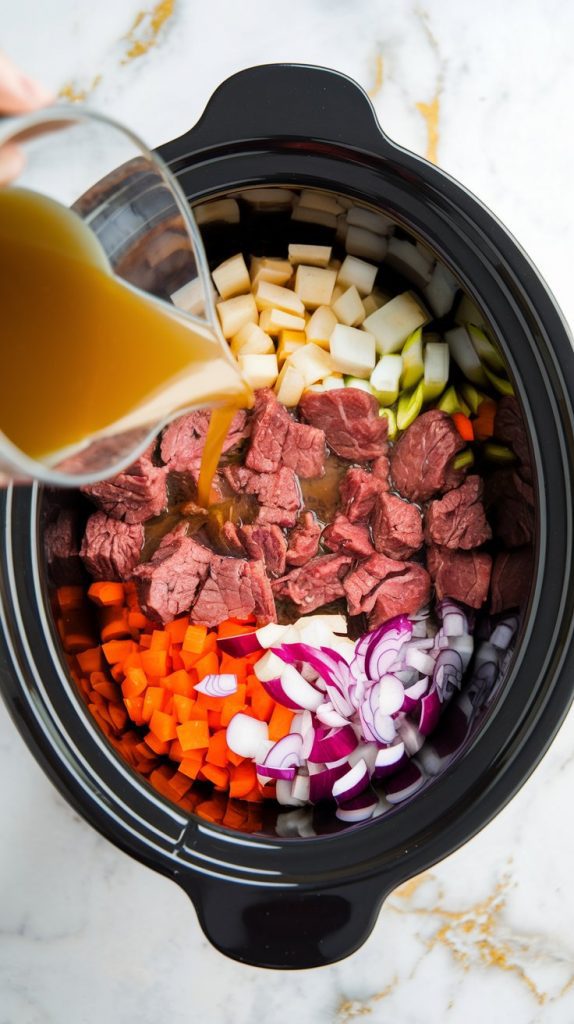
top-left (483, 443), bottom-right (516, 464)
top-left (437, 386), bottom-right (471, 416)
top-left (460, 381), bottom-right (488, 414)
top-left (401, 328), bottom-right (424, 390)
top-left (397, 380), bottom-right (424, 431)
top-left (344, 376), bottom-right (376, 395)
top-left (468, 324), bottom-right (506, 372)
top-left (484, 365), bottom-right (514, 396)
top-left (379, 406), bottom-right (398, 440)
top-left (452, 449), bottom-right (475, 470)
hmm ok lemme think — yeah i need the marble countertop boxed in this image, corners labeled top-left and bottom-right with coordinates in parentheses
top-left (2, 2), bottom-right (574, 1021)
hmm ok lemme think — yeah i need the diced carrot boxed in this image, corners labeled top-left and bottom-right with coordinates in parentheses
top-left (177, 719), bottom-right (210, 751)
top-left (145, 732), bottom-right (171, 757)
top-left (109, 703), bottom-right (128, 731)
top-left (139, 634), bottom-right (152, 649)
top-left (474, 399), bottom-right (497, 441)
top-left (207, 710), bottom-right (222, 730)
top-left (149, 765), bottom-right (177, 798)
top-left (219, 652), bottom-right (248, 682)
top-left (196, 690), bottom-right (227, 712)
top-left (195, 651), bottom-right (219, 681)
top-left (128, 610), bottom-right (150, 632)
top-left (169, 771), bottom-right (193, 798)
top-left (149, 709), bottom-right (178, 743)
top-left (123, 652), bottom-right (144, 672)
top-left (243, 785), bottom-right (264, 803)
top-left (57, 585), bottom-right (85, 611)
top-left (142, 686), bottom-right (165, 722)
top-left (122, 667), bottom-right (148, 698)
top-left (170, 649), bottom-right (185, 671)
top-left (229, 761), bottom-right (257, 798)
top-left (140, 649), bottom-right (169, 678)
top-left (168, 738), bottom-right (185, 761)
top-left (110, 664), bottom-right (126, 683)
top-left (150, 630), bottom-right (170, 652)
top-left (268, 704), bottom-right (294, 741)
top-left (178, 757), bottom-right (204, 781)
top-left (92, 679), bottom-right (120, 702)
top-left (180, 649), bottom-right (201, 671)
top-left (452, 412), bottom-right (474, 442)
top-left (183, 624), bottom-right (208, 654)
top-left (201, 764), bottom-right (229, 790)
top-left (202, 632), bottom-right (218, 656)
top-left (58, 610), bottom-right (94, 653)
top-left (206, 729), bottom-right (229, 768)
top-left (173, 694), bottom-right (195, 723)
top-left (165, 616), bottom-right (190, 644)
top-left (88, 704), bottom-right (112, 736)
top-left (222, 802), bottom-right (249, 829)
top-left (102, 639), bottom-right (137, 665)
top-left (123, 695), bottom-right (145, 726)
top-left (251, 682), bottom-right (274, 722)
top-left (217, 620), bottom-right (256, 639)
top-left (100, 606), bottom-right (131, 642)
top-left (227, 749), bottom-right (246, 767)
top-left (195, 798), bottom-right (225, 823)
top-left (88, 581), bottom-right (125, 607)
top-left (230, 614), bottom-right (256, 626)
top-left (160, 669), bottom-right (194, 697)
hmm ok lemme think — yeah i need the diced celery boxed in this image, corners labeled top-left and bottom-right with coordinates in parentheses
top-left (379, 407), bottom-right (398, 440)
top-left (422, 341), bottom-right (449, 401)
top-left (445, 326), bottom-right (488, 386)
top-left (484, 365), bottom-right (514, 396)
top-left (344, 376), bottom-right (376, 395)
top-left (452, 449), bottom-right (475, 470)
top-left (460, 381), bottom-right (489, 415)
top-left (468, 324), bottom-right (506, 373)
top-left (437, 386), bottom-right (471, 416)
top-left (370, 354), bottom-right (403, 405)
top-left (401, 328), bottom-right (424, 389)
top-left (397, 380), bottom-right (424, 431)
top-left (483, 443), bottom-right (516, 464)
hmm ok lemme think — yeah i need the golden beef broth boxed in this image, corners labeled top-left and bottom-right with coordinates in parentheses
top-left (300, 453), bottom-right (349, 525)
top-left (0, 188), bottom-right (250, 495)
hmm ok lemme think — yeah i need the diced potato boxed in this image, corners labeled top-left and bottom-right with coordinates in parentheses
top-left (362, 289), bottom-right (389, 317)
top-left (294, 265), bottom-right (337, 310)
top-left (238, 353), bottom-right (279, 389)
top-left (454, 293), bottom-right (487, 330)
top-left (230, 322), bottom-right (275, 357)
top-left (255, 280), bottom-right (305, 316)
top-left (287, 343), bottom-right (334, 386)
top-left (337, 255), bottom-right (378, 296)
top-left (424, 262), bottom-right (459, 318)
top-left (217, 293), bottom-right (258, 339)
top-left (275, 362), bottom-right (305, 406)
top-left (330, 324), bottom-right (376, 378)
top-left (363, 292), bottom-right (429, 354)
top-left (345, 225), bottom-right (387, 262)
top-left (291, 203), bottom-right (338, 229)
top-left (307, 375), bottom-right (346, 393)
top-left (306, 305), bottom-right (338, 349)
top-left (212, 253), bottom-right (251, 300)
top-left (332, 285), bottom-right (365, 327)
top-left (259, 309), bottom-right (306, 335)
top-left (288, 243), bottom-right (332, 268)
top-left (277, 331), bottom-right (306, 365)
top-left (330, 284), bottom-right (345, 306)
top-left (298, 189), bottom-right (345, 216)
top-left (386, 237), bottom-right (434, 289)
top-left (346, 205), bottom-right (394, 234)
top-left (444, 326), bottom-right (487, 386)
top-left (250, 257), bottom-right (293, 288)
top-left (194, 198), bottom-right (240, 225)
top-left (370, 354), bottom-right (403, 404)
top-left (329, 258), bottom-right (342, 271)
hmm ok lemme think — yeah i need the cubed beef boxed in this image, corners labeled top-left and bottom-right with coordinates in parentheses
top-left (424, 476), bottom-right (491, 550)
top-left (224, 465), bottom-right (301, 511)
top-left (82, 455), bottom-right (167, 524)
top-left (282, 420), bottom-right (326, 479)
top-left (372, 492), bottom-right (423, 559)
top-left (494, 396), bottom-right (531, 479)
top-left (44, 508), bottom-right (83, 584)
top-left (286, 512), bottom-right (322, 566)
top-left (80, 512), bottom-right (144, 581)
top-left (371, 453), bottom-right (390, 489)
top-left (340, 467), bottom-right (382, 523)
top-left (273, 553), bottom-right (352, 613)
top-left (299, 388), bottom-right (388, 461)
top-left (390, 410), bottom-right (466, 502)
top-left (490, 547), bottom-right (534, 614)
top-left (485, 470), bottom-right (535, 548)
top-left (343, 553), bottom-right (430, 626)
top-left (256, 505), bottom-right (299, 529)
top-left (191, 556), bottom-right (276, 627)
top-left (237, 523), bottom-right (287, 576)
top-left (322, 514), bottom-right (374, 558)
top-left (427, 545), bottom-right (492, 608)
top-left (160, 408), bottom-right (250, 471)
top-left (132, 528), bottom-right (213, 623)
top-left (246, 388), bottom-right (292, 473)
top-left (219, 520), bottom-right (246, 556)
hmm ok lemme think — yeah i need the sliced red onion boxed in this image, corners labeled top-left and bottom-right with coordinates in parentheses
top-left (299, 662), bottom-right (320, 683)
top-left (282, 665), bottom-right (323, 711)
top-left (255, 622), bottom-right (287, 649)
top-left (401, 676), bottom-right (429, 713)
top-left (261, 733), bottom-right (303, 771)
top-left (490, 615), bottom-right (519, 650)
top-left (291, 769), bottom-right (310, 803)
top-left (377, 674), bottom-right (405, 715)
top-left (411, 618), bottom-right (429, 638)
top-left (394, 716), bottom-right (424, 755)
top-left (255, 650), bottom-right (289, 682)
top-left (276, 778), bottom-right (305, 807)
top-left (365, 616), bottom-right (412, 681)
top-left (315, 701), bottom-right (349, 728)
top-left (418, 689), bottom-right (442, 735)
top-left (394, 667), bottom-right (419, 686)
top-left (226, 713), bottom-right (269, 759)
top-left (359, 689), bottom-right (397, 745)
top-left (374, 742), bottom-right (407, 778)
top-left (405, 647), bottom-right (436, 677)
top-left (308, 724), bottom-right (358, 764)
top-left (257, 765), bottom-right (296, 782)
top-left (348, 741), bottom-right (378, 774)
top-left (350, 631), bottom-right (370, 680)
top-left (433, 648), bottom-right (463, 702)
top-left (336, 789), bottom-right (378, 823)
top-left (466, 658), bottom-right (499, 709)
top-left (332, 758), bottom-right (370, 804)
top-left (309, 762), bottom-right (349, 803)
top-left (301, 723), bottom-right (316, 759)
top-left (216, 632), bottom-right (261, 656)
top-left (448, 634), bottom-right (474, 671)
top-left (291, 709), bottom-right (312, 736)
top-left (385, 762), bottom-right (425, 803)
top-left (437, 599), bottom-right (468, 637)
top-left (260, 677), bottom-right (303, 711)
top-left (273, 642), bottom-right (353, 716)
top-left (194, 673), bottom-right (238, 697)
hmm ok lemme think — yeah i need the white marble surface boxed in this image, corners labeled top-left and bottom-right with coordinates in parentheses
top-left (2, 1), bottom-right (574, 1021)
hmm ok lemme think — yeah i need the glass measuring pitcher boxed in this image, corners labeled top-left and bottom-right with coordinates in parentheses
top-left (0, 107), bottom-right (249, 487)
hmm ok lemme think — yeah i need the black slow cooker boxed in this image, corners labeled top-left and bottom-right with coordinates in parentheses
top-left (1, 64), bottom-right (574, 970)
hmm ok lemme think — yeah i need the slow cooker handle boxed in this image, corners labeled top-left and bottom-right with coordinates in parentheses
top-left (182, 872), bottom-right (390, 970)
top-left (159, 63), bottom-right (395, 163)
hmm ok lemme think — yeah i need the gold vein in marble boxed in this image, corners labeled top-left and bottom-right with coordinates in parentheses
top-left (58, 75), bottom-right (102, 103)
top-left (337, 976), bottom-right (397, 1023)
top-left (368, 53), bottom-right (384, 99)
top-left (122, 0), bottom-right (176, 63)
top-left (416, 94), bottom-right (440, 164)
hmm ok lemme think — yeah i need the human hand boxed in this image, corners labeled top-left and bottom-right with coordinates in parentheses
top-left (0, 51), bottom-right (53, 183)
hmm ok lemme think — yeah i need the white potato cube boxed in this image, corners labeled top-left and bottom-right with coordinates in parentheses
top-left (238, 353), bottom-right (279, 389)
top-left (330, 284), bottom-right (345, 306)
top-left (294, 265), bottom-right (337, 310)
top-left (287, 343), bottom-right (334, 386)
top-left (230, 322), bottom-right (275, 357)
top-left (363, 292), bottom-right (429, 354)
top-left (306, 305), bottom-right (338, 349)
top-left (259, 309), bottom-right (306, 335)
top-left (362, 289), bottom-right (389, 318)
top-left (298, 190), bottom-right (345, 215)
top-left (307, 374), bottom-right (346, 393)
top-left (330, 325), bottom-right (376, 378)
top-left (277, 331), bottom-right (306, 365)
top-left (424, 262), bottom-right (459, 318)
top-left (346, 206), bottom-right (394, 234)
top-left (250, 257), bottom-right (293, 287)
top-left (386, 237), bottom-right (434, 289)
top-left (275, 363), bottom-right (305, 406)
top-left (255, 280), bottom-right (305, 316)
top-left (194, 198), bottom-right (240, 225)
top-left (345, 226), bottom-right (387, 262)
top-left (291, 203), bottom-right (338, 229)
top-left (212, 253), bottom-right (251, 300)
top-left (337, 255), bottom-right (378, 296)
top-left (332, 285), bottom-right (365, 327)
top-left (217, 293), bottom-right (258, 339)
top-left (288, 243), bottom-right (332, 267)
